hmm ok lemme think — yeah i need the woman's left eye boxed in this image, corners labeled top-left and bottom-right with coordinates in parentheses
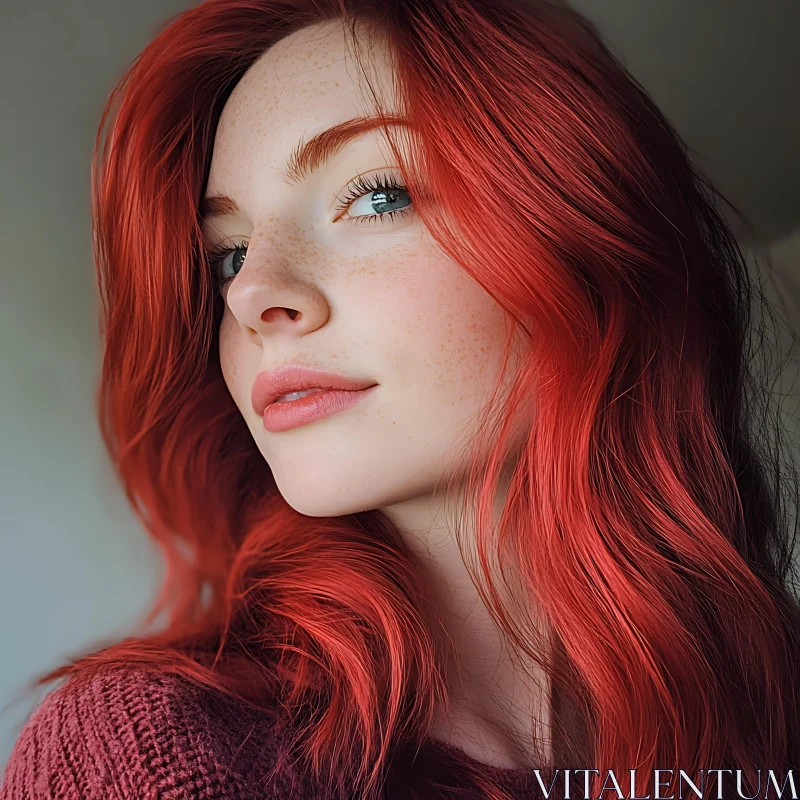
top-left (335, 171), bottom-right (413, 225)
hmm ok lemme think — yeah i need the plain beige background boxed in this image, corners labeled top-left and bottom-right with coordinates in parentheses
top-left (1, 0), bottom-right (799, 772)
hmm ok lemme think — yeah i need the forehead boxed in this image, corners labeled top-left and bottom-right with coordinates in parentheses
top-left (207, 19), bottom-right (398, 190)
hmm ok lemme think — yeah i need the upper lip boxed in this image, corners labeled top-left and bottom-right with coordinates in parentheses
top-left (251, 364), bottom-right (378, 416)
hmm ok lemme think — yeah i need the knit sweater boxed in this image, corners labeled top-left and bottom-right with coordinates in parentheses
top-left (0, 662), bottom-right (544, 799)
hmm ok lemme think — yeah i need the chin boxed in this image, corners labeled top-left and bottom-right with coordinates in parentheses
top-left (271, 465), bottom-right (434, 520)
top-left (280, 489), bottom-right (368, 518)
top-left (254, 424), bottom-right (449, 518)
top-left (269, 462), bottom-right (384, 518)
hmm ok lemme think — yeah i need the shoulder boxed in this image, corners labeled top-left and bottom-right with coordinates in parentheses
top-left (0, 661), bottom-right (315, 799)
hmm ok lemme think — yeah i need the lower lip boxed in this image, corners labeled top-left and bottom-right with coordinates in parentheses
top-left (261, 385), bottom-right (378, 433)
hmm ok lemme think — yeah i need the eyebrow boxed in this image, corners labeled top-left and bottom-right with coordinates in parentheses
top-left (199, 113), bottom-right (410, 222)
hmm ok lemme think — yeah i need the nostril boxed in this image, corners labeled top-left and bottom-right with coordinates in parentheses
top-left (262, 307), bottom-right (299, 323)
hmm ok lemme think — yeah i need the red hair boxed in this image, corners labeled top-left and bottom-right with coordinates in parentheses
top-left (25, 0), bottom-right (800, 797)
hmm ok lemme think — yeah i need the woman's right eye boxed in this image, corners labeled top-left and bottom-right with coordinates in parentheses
top-left (206, 239), bottom-right (249, 288)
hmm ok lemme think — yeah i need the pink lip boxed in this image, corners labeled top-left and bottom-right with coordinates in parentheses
top-left (261, 384), bottom-right (379, 432)
top-left (251, 364), bottom-right (378, 431)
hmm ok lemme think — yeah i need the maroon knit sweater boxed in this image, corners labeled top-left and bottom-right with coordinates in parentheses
top-left (0, 663), bottom-right (546, 799)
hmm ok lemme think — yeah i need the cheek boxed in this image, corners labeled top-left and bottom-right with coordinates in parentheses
top-left (397, 262), bottom-right (515, 397)
top-left (218, 311), bottom-right (246, 405)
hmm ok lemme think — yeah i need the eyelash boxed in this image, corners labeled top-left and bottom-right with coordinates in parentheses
top-left (204, 172), bottom-right (412, 289)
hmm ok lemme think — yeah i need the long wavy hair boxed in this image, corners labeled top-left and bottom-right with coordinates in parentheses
top-left (21, 0), bottom-right (800, 797)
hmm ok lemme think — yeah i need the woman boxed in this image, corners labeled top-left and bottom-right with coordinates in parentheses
top-left (2, 0), bottom-right (799, 798)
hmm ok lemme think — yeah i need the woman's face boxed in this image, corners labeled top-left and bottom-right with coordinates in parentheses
top-left (202, 19), bottom-right (523, 518)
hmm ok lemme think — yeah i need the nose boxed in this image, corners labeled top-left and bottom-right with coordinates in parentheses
top-left (223, 260), bottom-right (330, 343)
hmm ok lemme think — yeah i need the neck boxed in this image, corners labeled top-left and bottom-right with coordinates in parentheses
top-left (380, 471), bottom-right (552, 770)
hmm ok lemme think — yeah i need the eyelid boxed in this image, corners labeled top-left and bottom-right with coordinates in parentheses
top-left (334, 167), bottom-right (404, 203)
top-left (333, 168), bottom-right (409, 219)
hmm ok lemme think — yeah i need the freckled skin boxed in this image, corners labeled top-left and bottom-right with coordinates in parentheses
top-left (205, 19), bottom-right (522, 517)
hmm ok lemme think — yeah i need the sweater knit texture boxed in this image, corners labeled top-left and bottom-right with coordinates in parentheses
top-left (0, 663), bottom-right (545, 799)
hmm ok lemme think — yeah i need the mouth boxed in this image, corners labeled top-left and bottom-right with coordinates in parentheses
top-left (270, 387), bottom-right (328, 404)
top-left (261, 384), bottom-right (379, 433)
